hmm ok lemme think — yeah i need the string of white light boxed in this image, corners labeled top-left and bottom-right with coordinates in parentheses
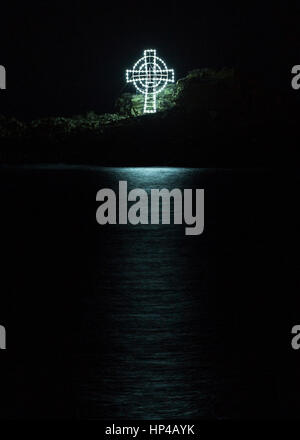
top-left (126, 49), bottom-right (174, 114)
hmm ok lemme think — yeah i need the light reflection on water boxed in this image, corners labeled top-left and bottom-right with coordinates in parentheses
top-left (77, 167), bottom-right (216, 419)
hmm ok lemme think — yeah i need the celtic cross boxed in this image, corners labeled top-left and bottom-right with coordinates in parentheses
top-left (126, 49), bottom-right (174, 114)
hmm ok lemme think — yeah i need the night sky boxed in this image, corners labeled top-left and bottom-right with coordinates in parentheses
top-left (0, 1), bottom-right (297, 120)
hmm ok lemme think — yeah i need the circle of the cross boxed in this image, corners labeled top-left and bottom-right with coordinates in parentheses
top-left (133, 56), bottom-right (168, 94)
top-left (127, 50), bottom-right (174, 95)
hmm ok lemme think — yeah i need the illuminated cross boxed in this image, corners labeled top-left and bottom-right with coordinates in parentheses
top-left (126, 49), bottom-right (174, 114)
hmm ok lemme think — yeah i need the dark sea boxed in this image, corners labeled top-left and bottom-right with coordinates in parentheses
top-left (0, 166), bottom-right (300, 419)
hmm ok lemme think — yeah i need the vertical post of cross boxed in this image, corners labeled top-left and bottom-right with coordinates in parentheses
top-left (143, 49), bottom-right (156, 113)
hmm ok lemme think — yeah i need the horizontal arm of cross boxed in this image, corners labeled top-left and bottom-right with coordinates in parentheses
top-left (126, 69), bottom-right (175, 83)
top-left (126, 70), bottom-right (135, 83)
top-left (165, 69), bottom-right (175, 82)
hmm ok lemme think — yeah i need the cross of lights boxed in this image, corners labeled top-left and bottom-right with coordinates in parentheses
top-left (126, 49), bottom-right (174, 114)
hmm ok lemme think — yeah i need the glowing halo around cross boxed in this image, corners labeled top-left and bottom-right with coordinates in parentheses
top-left (126, 49), bottom-right (174, 114)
